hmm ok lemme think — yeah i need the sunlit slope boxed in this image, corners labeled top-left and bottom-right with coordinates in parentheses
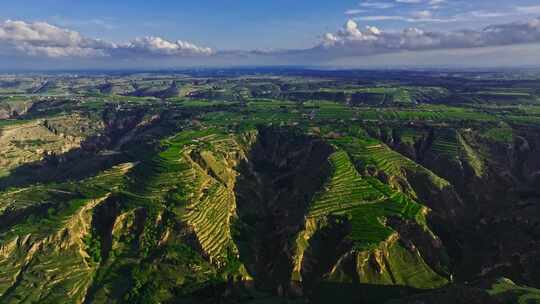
top-left (0, 128), bottom-right (250, 303)
top-left (0, 114), bottom-right (102, 177)
top-left (0, 163), bottom-right (132, 303)
top-left (154, 130), bottom-right (249, 265)
top-left (331, 134), bottom-right (464, 217)
top-left (293, 148), bottom-right (449, 290)
top-left (0, 128), bottom-right (461, 302)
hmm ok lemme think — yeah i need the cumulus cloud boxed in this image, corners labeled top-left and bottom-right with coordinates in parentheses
top-left (116, 36), bottom-right (213, 57)
top-left (0, 20), bottom-right (113, 57)
top-left (318, 18), bottom-right (540, 56)
top-left (1, 17), bottom-right (540, 67)
top-left (0, 20), bottom-right (213, 59)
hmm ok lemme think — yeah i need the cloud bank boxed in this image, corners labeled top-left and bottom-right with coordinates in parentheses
top-left (0, 17), bottom-right (540, 68)
top-left (0, 20), bottom-right (213, 59)
top-left (0, 20), bottom-right (113, 57)
top-left (318, 18), bottom-right (540, 56)
top-left (117, 36), bottom-right (213, 57)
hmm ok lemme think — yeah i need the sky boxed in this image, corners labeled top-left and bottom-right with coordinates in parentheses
top-left (0, 0), bottom-right (540, 69)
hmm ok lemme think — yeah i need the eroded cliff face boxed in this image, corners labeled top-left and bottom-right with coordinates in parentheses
top-left (460, 126), bottom-right (540, 288)
top-left (223, 128), bottom-right (450, 297)
top-left (0, 197), bottom-right (101, 303)
top-left (292, 212), bottom-right (449, 295)
top-left (0, 114), bottom-right (100, 174)
top-left (233, 127), bottom-right (335, 293)
top-left (0, 163), bottom-right (133, 303)
top-left (368, 123), bottom-right (540, 288)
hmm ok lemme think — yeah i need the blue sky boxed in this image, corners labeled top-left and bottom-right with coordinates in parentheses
top-left (0, 0), bottom-right (349, 49)
top-left (0, 0), bottom-right (540, 68)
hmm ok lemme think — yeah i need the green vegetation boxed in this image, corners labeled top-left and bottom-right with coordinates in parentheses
top-left (480, 123), bottom-right (514, 143)
top-left (308, 151), bottom-right (386, 218)
top-left (488, 278), bottom-right (540, 304)
top-left (431, 129), bottom-right (460, 158)
top-left (83, 228), bottom-right (102, 264)
top-left (306, 150), bottom-right (428, 250)
top-left (1, 70), bottom-right (540, 303)
top-left (354, 239), bottom-right (448, 289)
top-left (0, 163), bottom-right (131, 240)
top-left (347, 190), bottom-right (426, 250)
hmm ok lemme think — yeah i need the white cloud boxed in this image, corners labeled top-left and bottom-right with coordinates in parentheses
top-left (396, 0), bottom-right (423, 4)
top-left (318, 18), bottom-right (540, 56)
top-left (345, 9), bottom-right (367, 15)
top-left (2, 17), bottom-right (540, 68)
top-left (116, 36), bottom-right (214, 57)
top-left (411, 10), bottom-right (433, 19)
top-left (515, 6), bottom-right (540, 14)
top-left (359, 2), bottom-right (395, 9)
top-left (428, 0), bottom-right (445, 6)
top-left (0, 20), bottom-right (113, 57)
top-left (467, 11), bottom-right (510, 18)
top-left (355, 12), bottom-right (451, 23)
top-left (0, 20), bottom-right (213, 59)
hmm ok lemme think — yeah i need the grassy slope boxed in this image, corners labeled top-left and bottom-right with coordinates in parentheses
top-left (295, 143), bottom-right (447, 289)
top-left (0, 163), bottom-right (132, 303)
top-left (488, 278), bottom-right (540, 304)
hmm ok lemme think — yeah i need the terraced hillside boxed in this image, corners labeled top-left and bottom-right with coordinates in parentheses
top-left (0, 163), bottom-right (133, 303)
top-left (324, 135), bottom-right (463, 219)
top-left (1, 70), bottom-right (540, 303)
top-left (0, 119), bottom-right (535, 303)
top-left (0, 127), bottom-right (251, 303)
top-left (293, 150), bottom-right (449, 295)
top-left (0, 114), bottom-right (102, 177)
